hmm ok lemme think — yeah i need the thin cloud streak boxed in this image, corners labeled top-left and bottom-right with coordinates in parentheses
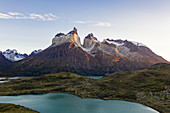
top-left (0, 13), bottom-right (13, 19)
top-left (8, 12), bottom-right (23, 16)
top-left (93, 22), bottom-right (112, 27)
top-left (74, 20), bottom-right (112, 27)
top-left (0, 12), bottom-right (59, 21)
top-left (74, 20), bottom-right (92, 24)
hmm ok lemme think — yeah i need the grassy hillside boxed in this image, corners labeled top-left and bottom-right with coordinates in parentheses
top-left (99, 63), bottom-right (170, 113)
top-left (0, 63), bottom-right (169, 113)
top-left (0, 103), bottom-right (39, 113)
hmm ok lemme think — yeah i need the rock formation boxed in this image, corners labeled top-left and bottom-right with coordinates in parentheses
top-left (0, 28), bottom-right (168, 76)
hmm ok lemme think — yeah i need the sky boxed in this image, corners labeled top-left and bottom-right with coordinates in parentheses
top-left (0, 0), bottom-right (170, 61)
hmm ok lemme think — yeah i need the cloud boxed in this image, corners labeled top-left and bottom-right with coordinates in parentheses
top-left (8, 12), bottom-right (23, 16)
top-left (93, 22), bottom-right (112, 27)
top-left (29, 13), bottom-right (46, 21)
top-left (44, 13), bottom-right (59, 21)
top-left (74, 21), bottom-right (92, 24)
top-left (0, 12), bottom-right (59, 21)
top-left (0, 13), bottom-right (13, 19)
top-left (74, 20), bottom-right (112, 27)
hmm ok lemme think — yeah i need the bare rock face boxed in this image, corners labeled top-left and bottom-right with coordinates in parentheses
top-left (51, 29), bottom-right (168, 65)
top-left (83, 33), bottom-right (99, 49)
top-left (52, 27), bottom-right (81, 47)
top-left (104, 39), bottom-right (168, 64)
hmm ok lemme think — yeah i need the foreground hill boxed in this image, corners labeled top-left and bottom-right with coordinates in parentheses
top-left (0, 63), bottom-right (169, 113)
top-left (0, 103), bottom-right (39, 113)
top-left (0, 28), bottom-right (168, 76)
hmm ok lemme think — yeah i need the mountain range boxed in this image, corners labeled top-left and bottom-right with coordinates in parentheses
top-left (0, 28), bottom-right (168, 76)
top-left (2, 49), bottom-right (42, 62)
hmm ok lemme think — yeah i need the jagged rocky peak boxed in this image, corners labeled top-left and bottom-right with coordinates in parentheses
top-left (83, 33), bottom-right (99, 49)
top-left (101, 39), bottom-right (116, 48)
top-left (2, 49), bottom-right (42, 62)
top-left (55, 33), bottom-right (65, 37)
top-left (85, 33), bottom-right (98, 40)
top-left (30, 49), bottom-right (42, 56)
top-left (106, 38), bottom-right (146, 47)
top-left (68, 27), bottom-right (78, 35)
top-left (2, 49), bottom-right (28, 62)
top-left (52, 27), bottom-right (81, 47)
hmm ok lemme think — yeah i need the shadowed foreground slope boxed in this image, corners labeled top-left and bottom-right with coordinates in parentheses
top-left (0, 63), bottom-right (169, 113)
top-left (0, 103), bottom-right (39, 113)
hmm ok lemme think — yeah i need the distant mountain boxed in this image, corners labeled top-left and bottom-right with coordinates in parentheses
top-left (2, 49), bottom-right (42, 62)
top-left (1, 27), bottom-right (168, 76)
top-left (2, 49), bottom-right (28, 62)
top-left (30, 49), bottom-right (42, 56)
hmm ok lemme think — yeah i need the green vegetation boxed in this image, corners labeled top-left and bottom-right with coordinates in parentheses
top-left (0, 63), bottom-right (169, 113)
top-left (0, 103), bottom-right (39, 113)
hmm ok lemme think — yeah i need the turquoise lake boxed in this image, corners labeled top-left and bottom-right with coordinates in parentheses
top-left (0, 93), bottom-right (159, 113)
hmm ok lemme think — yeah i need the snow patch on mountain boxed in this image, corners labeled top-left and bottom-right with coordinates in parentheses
top-left (81, 44), bottom-right (96, 53)
top-left (131, 41), bottom-right (146, 47)
top-left (105, 39), bottom-right (124, 46)
top-left (2, 49), bottom-right (28, 62)
top-left (2, 49), bottom-right (42, 62)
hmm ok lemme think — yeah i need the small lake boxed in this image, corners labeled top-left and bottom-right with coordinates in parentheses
top-left (0, 93), bottom-right (159, 113)
top-left (0, 76), bottom-right (103, 84)
top-left (85, 76), bottom-right (103, 79)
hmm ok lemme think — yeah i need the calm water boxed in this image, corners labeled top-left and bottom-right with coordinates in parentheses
top-left (85, 76), bottom-right (103, 79)
top-left (0, 76), bottom-right (102, 84)
top-left (0, 93), bottom-right (159, 113)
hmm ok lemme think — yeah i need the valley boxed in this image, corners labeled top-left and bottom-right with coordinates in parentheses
top-left (0, 63), bottom-right (169, 113)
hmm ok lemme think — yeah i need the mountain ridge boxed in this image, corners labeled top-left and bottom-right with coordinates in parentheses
top-left (2, 49), bottom-right (42, 62)
top-left (0, 28), bottom-right (168, 76)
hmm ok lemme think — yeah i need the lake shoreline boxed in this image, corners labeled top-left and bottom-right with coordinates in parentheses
top-left (0, 92), bottom-right (159, 113)
top-left (0, 91), bottom-right (161, 113)
top-left (0, 71), bottom-right (169, 113)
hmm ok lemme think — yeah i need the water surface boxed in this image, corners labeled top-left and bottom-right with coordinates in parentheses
top-left (0, 93), bottom-right (159, 113)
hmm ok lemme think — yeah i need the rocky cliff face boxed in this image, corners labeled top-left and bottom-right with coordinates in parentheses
top-left (105, 39), bottom-right (167, 64)
top-left (52, 27), bottom-right (81, 47)
top-left (83, 33), bottom-right (99, 49)
top-left (0, 28), bottom-right (168, 76)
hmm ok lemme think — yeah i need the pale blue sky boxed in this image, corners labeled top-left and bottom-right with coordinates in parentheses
top-left (0, 0), bottom-right (170, 61)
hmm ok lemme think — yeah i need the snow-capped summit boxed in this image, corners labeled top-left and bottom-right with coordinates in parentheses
top-left (2, 49), bottom-right (43, 62)
top-left (131, 41), bottom-right (146, 47)
top-left (2, 49), bottom-right (28, 62)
